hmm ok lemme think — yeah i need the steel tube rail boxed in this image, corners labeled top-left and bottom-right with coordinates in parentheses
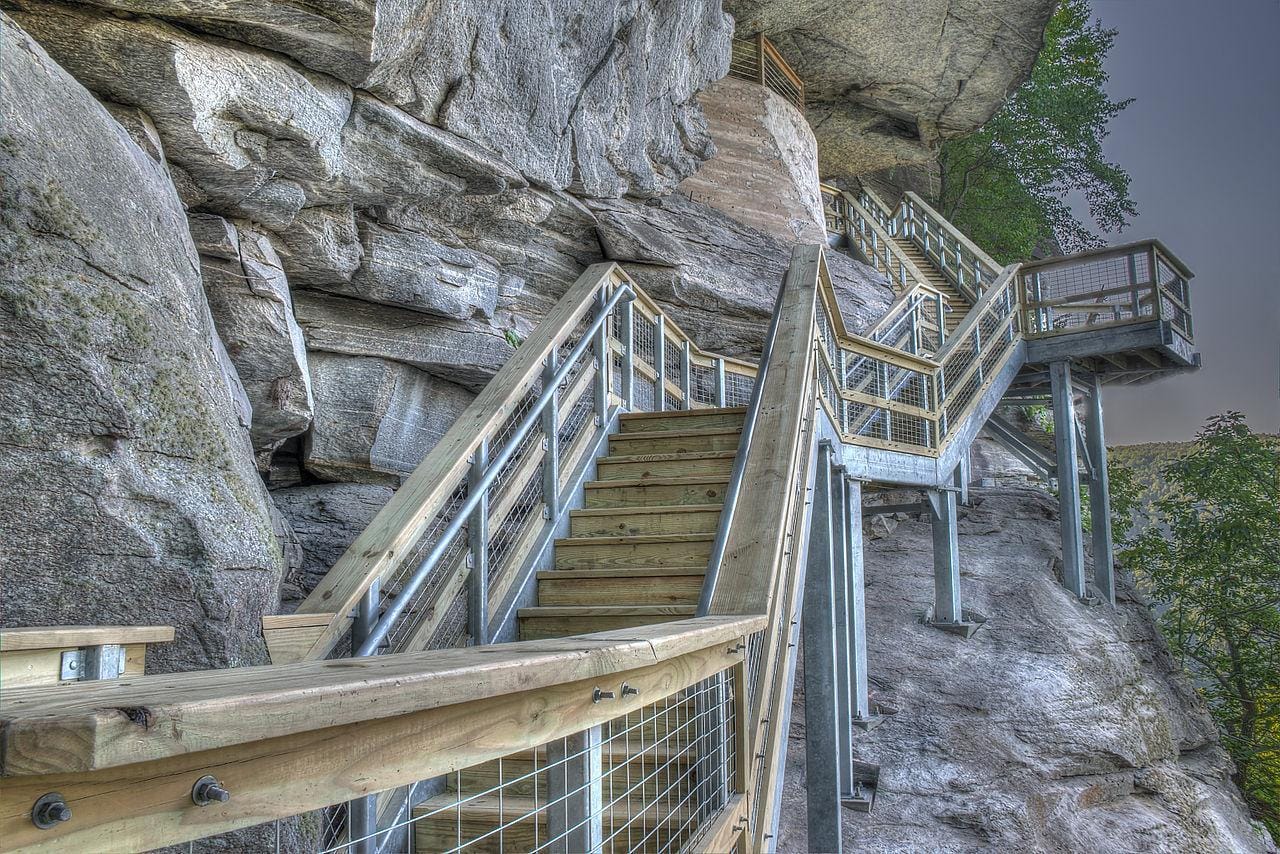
top-left (355, 282), bottom-right (633, 657)
top-left (696, 283), bottom-right (789, 617)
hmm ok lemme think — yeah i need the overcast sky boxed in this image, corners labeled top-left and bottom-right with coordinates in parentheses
top-left (1082, 0), bottom-right (1280, 444)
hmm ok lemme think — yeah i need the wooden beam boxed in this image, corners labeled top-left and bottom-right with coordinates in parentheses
top-left (0, 634), bottom-right (753, 853)
top-left (0, 626), bottom-right (174, 651)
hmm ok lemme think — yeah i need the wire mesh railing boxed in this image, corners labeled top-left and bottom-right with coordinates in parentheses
top-left (1019, 239), bottom-right (1195, 343)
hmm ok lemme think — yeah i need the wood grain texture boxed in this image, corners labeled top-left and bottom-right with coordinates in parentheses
top-left (0, 640), bottom-right (751, 853)
top-left (0, 616), bottom-right (762, 777)
top-left (0, 626), bottom-right (174, 651)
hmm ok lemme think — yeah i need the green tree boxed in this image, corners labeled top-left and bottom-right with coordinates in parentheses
top-left (1118, 413), bottom-right (1280, 838)
top-left (936, 0), bottom-right (1136, 263)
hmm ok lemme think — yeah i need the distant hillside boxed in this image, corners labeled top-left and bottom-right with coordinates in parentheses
top-left (1108, 439), bottom-right (1194, 520)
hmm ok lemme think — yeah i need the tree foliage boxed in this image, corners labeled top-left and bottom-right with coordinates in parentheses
top-left (936, 0), bottom-right (1136, 263)
top-left (1115, 413), bottom-right (1280, 839)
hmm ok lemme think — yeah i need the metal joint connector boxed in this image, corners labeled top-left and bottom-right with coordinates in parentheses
top-left (31, 793), bottom-right (72, 829)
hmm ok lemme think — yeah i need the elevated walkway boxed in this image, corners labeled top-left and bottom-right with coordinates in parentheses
top-left (0, 189), bottom-right (1199, 854)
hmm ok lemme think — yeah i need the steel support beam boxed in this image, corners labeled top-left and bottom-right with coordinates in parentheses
top-left (1051, 361), bottom-right (1086, 598)
top-left (1084, 373), bottom-right (1115, 604)
top-left (546, 726), bottom-right (603, 853)
top-left (802, 443), bottom-right (843, 853)
top-left (348, 582), bottom-right (381, 854)
top-left (927, 488), bottom-right (961, 625)
top-left (953, 450), bottom-right (970, 506)
top-left (830, 469), bottom-right (854, 798)
top-left (844, 477), bottom-right (872, 724)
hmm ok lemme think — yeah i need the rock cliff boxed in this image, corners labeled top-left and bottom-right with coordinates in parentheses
top-left (2, 0), bottom-right (1050, 675)
top-left (778, 487), bottom-right (1275, 852)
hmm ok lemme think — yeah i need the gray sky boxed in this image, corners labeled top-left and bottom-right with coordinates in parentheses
top-left (1083, 0), bottom-right (1280, 443)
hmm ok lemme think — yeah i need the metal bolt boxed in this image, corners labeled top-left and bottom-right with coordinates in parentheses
top-left (592, 688), bottom-right (615, 703)
top-left (192, 775), bottom-right (231, 807)
top-left (31, 793), bottom-right (72, 829)
top-left (621, 684), bottom-right (639, 697)
top-left (726, 643), bottom-right (745, 654)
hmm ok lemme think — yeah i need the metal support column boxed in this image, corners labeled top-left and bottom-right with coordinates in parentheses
top-left (681, 340), bottom-right (693, 410)
top-left (467, 439), bottom-right (491, 644)
top-left (540, 355), bottom-right (560, 521)
top-left (844, 477), bottom-right (873, 724)
top-left (714, 358), bottom-right (727, 407)
top-left (619, 297), bottom-right (635, 409)
top-left (546, 726), bottom-right (603, 853)
top-left (348, 581), bottom-right (381, 853)
top-left (654, 315), bottom-right (667, 411)
top-left (1084, 373), bottom-right (1115, 604)
top-left (593, 290), bottom-right (610, 424)
top-left (954, 451), bottom-right (971, 506)
top-left (927, 488), bottom-right (961, 626)
top-left (1051, 360), bottom-right (1086, 598)
top-left (830, 468), bottom-right (854, 798)
top-left (802, 442), bottom-right (842, 853)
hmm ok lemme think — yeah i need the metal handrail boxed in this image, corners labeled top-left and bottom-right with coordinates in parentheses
top-left (355, 283), bottom-right (633, 656)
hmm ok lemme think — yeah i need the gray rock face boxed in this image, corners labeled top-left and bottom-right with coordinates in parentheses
top-left (724, 0), bottom-right (1057, 175)
top-left (269, 204), bottom-right (364, 288)
top-left (779, 487), bottom-right (1273, 853)
top-left (305, 353), bottom-right (474, 484)
top-left (590, 194), bottom-right (895, 357)
top-left (295, 292), bottom-right (514, 392)
top-left (327, 220), bottom-right (500, 321)
top-left (198, 219), bottom-right (314, 461)
top-left (0, 15), bottom-right (283, 672)
top-left (271, 483), bottom-right (394, 606)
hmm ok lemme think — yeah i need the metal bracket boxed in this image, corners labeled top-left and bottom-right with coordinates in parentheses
top-left (60, 645), bottom-right (126, 681)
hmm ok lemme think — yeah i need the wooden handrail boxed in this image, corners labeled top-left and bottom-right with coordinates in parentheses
top-left (0, 616), bottom-right (762, 851)
top-left (1020, 237), bottom-right (1194, 279)
top-left (901, 190), bottom-right (1003, 276)
top-left (277, 263), bottom-right (756, 664)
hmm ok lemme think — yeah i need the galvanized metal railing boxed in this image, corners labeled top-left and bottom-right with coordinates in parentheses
top-left (728, 34), bottom-right (805, 112)
top-left (859, 186), bottom-right (1003, 302)
top-left (1020, 239), bottom-right (1195, 343)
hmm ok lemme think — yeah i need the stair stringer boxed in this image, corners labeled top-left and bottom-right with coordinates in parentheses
top-left (831, 339), bottom-right (1028, 488)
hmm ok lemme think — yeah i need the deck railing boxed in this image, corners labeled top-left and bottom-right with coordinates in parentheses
top-left (728, 34), bottom-right (804, 112)
top-left (1020, 239), bottom-right (1194, 343)
top-left (859, 186), bottom-right (1003, 302)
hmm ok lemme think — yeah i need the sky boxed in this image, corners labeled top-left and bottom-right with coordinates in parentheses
top-left (1080, 0), bottom-right (1280, 444)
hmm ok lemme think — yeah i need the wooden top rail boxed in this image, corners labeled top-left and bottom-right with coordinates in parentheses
top-left (0, 626), bottom-right (175, 651)
top-left (1019, 237), bottom-right (1195, 280)
top-left (0, 617), bottom-right (760, 852)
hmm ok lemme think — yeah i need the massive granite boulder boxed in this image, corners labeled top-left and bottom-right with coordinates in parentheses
top-left (56, 0), bottom-right (733, 198)
top-left (779, 487), bottom-right (1274, 852)
top-left (724, 0), bottom-right (1058, 175)
top-left (0, 15), bottom-right (283, 672)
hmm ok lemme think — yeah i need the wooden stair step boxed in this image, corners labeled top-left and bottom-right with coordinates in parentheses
top-left (594, 450), bottom-right (737, 481)
top-left (568, 504), bottom-right (723, 537)
top-left (552, 533), bottom-right (714, 570)
top-left (608, 427), bottom-right (742, 456)
top-left (618, 406), bottom-right (747, 433)
top-left (537, 567), bottom-right (706, 606)
top-left (584, 476), bottom-right (730, 508)
top-left (518, 605), bottom-right (696, 639)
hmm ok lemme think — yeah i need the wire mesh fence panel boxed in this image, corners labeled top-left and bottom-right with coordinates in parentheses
top-left (297, 671), bottom-right (740, 854)
top-left (723, 371), bottom-right (754, 408)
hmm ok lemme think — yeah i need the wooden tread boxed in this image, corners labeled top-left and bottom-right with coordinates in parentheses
top-left (553, 532), bottom-right (714, 571)
top-left (619, 407), bottom-right (746, 433)
top-left (518, 604), bottom-right (696, 639)
top-left (594, 449), bottom-right (737, 481)
top-left (568, 504), bottom-right (722, 537)
top-left (584, 475), bottom-right (730, 508)
top-left (608, 427), bottom-right (742, 455)
top-left (536, 566), bottom-right (706, 606)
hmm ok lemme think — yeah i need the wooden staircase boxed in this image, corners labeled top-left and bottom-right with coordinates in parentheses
top-left (894, 238), bottom-right (970, 335)
top-left (412, 406), bottom-right (745, 851)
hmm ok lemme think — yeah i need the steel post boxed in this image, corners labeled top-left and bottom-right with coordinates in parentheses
top-left (801, 442), bottom-right (842, 853)
top-left (1051, 360), bottom-right (1086, 598)
top-left (1084, 373), bottom-right (1115, 604)
top-left (928, 488), bottom-right (961, 625)
top-left (348, 581), bottom-right (381, 853)
top-left (546, 726), bottom-right (603, 853)
top-left (541, 354), bottom-right (560, 521)
top-left (654, 314), bottom-right (667, 411)
top-left (681, 340), bottom-right (693, 410)
top-left (620, 297), bottom-right (635, 408)
top-left (467, 439), bottom-right (490, 644)
top-left (845, 477), bottom-right (871, 722)
top-left (831, 469), bottom-right (854, 798)
top-left (714, 358), bottom-right (727, 407)
top-left (593, 290), bottom-right (610, 424)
